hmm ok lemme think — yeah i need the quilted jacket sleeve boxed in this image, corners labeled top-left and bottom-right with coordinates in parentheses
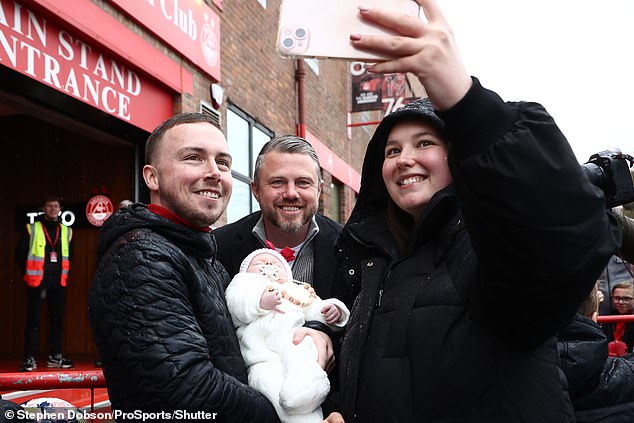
top-left (441, 78), bottom-right (620, 345)
top-left (89, 232), bottom-right (279, 423)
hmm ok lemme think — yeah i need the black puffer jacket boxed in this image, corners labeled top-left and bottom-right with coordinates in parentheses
top-left (214, 211), bottom-right (355, 308)
top-left (335, 79), bottom-right (620, 422)
top-left (558, 314), bottom-right (634, 422)
top-left (88, 204), bottom-right (278, 422)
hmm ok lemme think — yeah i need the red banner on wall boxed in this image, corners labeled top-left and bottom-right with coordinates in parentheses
top-left (110, 0), bottom-right (221, 82)
top-left (350, 62), bottom-right (415, 114)
top-left (0, 0), bottom-right (173, 132)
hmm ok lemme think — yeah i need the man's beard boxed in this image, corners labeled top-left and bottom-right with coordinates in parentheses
top-left (164, 193), bottom-right (224, 227)
top-left (263, 203), bottom-right (316, 234)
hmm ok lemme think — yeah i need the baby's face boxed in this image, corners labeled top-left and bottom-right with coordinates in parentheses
top-left (247, 252), bottom-right (288, 283)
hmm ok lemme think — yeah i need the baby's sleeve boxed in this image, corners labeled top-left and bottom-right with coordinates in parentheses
top-left (225, 273), bottom-right (271, 327)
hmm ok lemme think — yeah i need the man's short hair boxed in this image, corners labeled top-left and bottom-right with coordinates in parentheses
top-left (145, 113), bottom-right (219, 165)
top-left (42, 195), bottom-right (61, 206)
top-left (612, 280), bottom-right (634, 293)
top-left (253, 135), bottom-right (322, 186)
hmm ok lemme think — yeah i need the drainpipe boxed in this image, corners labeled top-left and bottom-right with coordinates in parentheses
top-left (295, 59), bottom-right (306, 138)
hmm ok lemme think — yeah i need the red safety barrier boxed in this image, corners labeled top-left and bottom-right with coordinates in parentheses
top-left (596, 314), bottom-right (634, 323)
top-left (0, 370), bottom-right (107, 412)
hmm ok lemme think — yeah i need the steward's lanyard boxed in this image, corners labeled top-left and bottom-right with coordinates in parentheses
top-left (42, 223), bottom-right (60, 249)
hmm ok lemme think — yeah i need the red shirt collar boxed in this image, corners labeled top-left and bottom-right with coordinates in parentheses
top-left (148, 204), bottom-right (211, 232)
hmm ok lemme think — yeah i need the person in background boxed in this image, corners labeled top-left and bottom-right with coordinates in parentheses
top-left (598, 207), bottom-right (634, 315)
top-left (603, 281), bottom-right (634, 356)
top-left (324, 0), bottom-right (620, 421)
top-left (598, 255), bottom-right (634, 313)
top-left (557, 282), bottom-right (634, 422)
top-left (89, 113), bottom-right (332, 421)
top-left (16, 195), bottom-right (73, 372)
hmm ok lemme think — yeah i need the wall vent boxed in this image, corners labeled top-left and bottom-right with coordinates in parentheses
top-left (200, 101), bottom-right (221, 128)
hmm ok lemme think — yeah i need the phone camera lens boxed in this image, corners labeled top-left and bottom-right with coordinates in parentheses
top-left (295, 28), bottom-right (307, 39)
top-left (282, 37), bottom-right (295, 48)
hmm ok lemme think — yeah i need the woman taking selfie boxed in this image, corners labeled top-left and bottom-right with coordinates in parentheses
top-left (326, 0), bottom-right (620, 421)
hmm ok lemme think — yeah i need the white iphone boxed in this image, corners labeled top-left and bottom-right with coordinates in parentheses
top-left (276, 0), bottom-right (421, 61)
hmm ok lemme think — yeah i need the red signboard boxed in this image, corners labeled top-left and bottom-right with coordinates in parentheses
top-left (110, 0), bottom-right (221, 82)
top-left (306, 130), bottom-right (361, 193)
top-left (350, 62), bottom-right (415, 114)
top-left (0, 0), bottom-right (173, 132)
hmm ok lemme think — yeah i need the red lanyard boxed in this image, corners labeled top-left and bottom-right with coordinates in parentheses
top-left (42, 223), bottom-right (60, 248)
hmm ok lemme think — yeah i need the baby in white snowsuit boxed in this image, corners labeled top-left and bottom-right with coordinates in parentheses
top-left (225, 248), bottom-right (349, 423)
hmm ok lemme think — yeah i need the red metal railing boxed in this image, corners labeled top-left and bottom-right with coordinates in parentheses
top-left (596, 314), bottom-right (634, 323)
top-left (0, 370), bottom-right (106, 412)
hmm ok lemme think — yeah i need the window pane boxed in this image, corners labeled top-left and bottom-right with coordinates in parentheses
top-left (226, 109), bottom-right (250, 176)
top-left (252, 192), bottom-right (260, 212)
top-left (305, 58), bottom-right (319, 75)
top-left (331, 181), bottom-right (341, 223)
top-left (252, 126), bottom-right (271, 176)
top-left (227, 180), bottom-right (252, 223)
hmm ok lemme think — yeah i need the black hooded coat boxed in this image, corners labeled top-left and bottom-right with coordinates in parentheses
top-left (334, 79), bottom-right (620, 422)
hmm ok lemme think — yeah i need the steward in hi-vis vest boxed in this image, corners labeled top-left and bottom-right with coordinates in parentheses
top-left (23, 220), bottom-right (72, 287)
top-left (15, 197), bottom-right (74, 372)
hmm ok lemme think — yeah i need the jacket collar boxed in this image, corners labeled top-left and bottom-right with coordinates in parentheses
top-left (345, 184), bottom-right (459, 257)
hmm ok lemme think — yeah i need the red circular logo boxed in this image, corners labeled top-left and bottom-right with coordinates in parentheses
top-left (86, 195), bottom-right (114, 227)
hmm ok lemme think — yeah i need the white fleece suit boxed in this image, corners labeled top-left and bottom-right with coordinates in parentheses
top-left (226, 249), bottom-right (350, 423)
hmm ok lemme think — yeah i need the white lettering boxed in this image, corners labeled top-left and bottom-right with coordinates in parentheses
top-left (75, 37), bottom-right (91, 70)
top-left (25, 211), bottom-right (74, 226)
top-left (12, 2), bottom-right (21, 34)
top-left (0, 30), bottom-right (18, 66)
top-left (117, 92), bottom-right (131, 120)
top-left (382, 98), bottom-right (395, 115)
top-left (0, 1), bottom-right (8, 27)
top-left (110, 60), bottom-right (125, 89)
top-left (187, 8), bottom-right (196, 39)
top-left (26, 212), bottom-right (38, 224)
top-left (93, 54), bottom-right (107, 80)
top-left (97, 85), bottom-right (132, 120)
top-left (0, 4), bottom-right (141, 123)
top-left (25, 9), bottom-right (46, 47)
top-left (63, 68), bottom-right (80, 96)
top-left (20, 41), bottom-right (40, 76)
top-left (57, 30), bottom-right (73, 60)
top-left (159, 0), bottom-right (172, 20)
top-left (60, 210), bottom-right (75, 226)
top-left (160, 0), bottom-right (196, 39)
top-left (127, 70), bottom-right (140, 96)
top-left (43, 52), bottom-right (61, 87)
top-left (102, 85), bottom-right (116, 113)
top-left (82, 73), bottom-right (100, 104)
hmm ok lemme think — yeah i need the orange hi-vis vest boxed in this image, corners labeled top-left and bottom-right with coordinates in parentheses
top-left (24, 221), bottom-right (72, 288)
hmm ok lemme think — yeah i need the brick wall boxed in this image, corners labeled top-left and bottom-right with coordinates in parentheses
top-left (98, 0), bottom-right (368, 222)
